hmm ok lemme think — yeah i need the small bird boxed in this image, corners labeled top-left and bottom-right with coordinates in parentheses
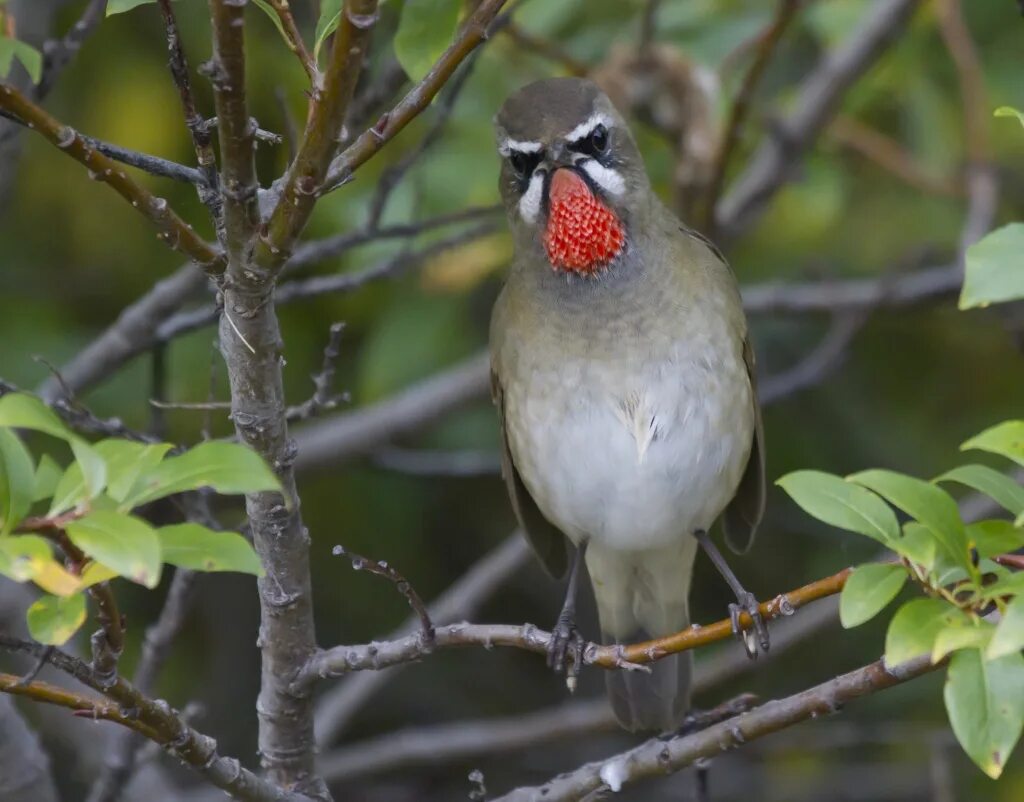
top-left (489, 77), bottom-right (767, 734)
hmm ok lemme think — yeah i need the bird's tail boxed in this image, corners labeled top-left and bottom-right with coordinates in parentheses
top-left (586, 540), bottom-right (697, 734)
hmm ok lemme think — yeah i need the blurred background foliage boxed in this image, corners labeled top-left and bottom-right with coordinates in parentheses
top-left (1, 0), bottom-right (1024, 800)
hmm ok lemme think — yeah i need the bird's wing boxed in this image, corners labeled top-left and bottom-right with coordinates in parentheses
top-left (722, 326), bottom-right (766, 553)
top-left (490, 369), bottom-right (570, 578)
top-left (680, 225), bottom-right (765, 553)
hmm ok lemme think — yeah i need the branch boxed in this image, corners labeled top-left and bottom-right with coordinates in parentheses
top-left (704, 0), bottom-right (801, 232)
top-left (36, 0), bottom-right (107, 99)
top-left (314, 534), bottom-right (531, 744)
top-left (320, 0), bottom-right (511, 194)
top-left (157, 0), bottom-right (223, 231)
top-left (251, 0), bottom-right (380, 279)
top-left (297, 567), bottom-right (851, 686)
top-left (285, 322), bottom-right (347, 422)
top-left (0, 695), bottom-right (59, 802)
top-left (207, 0), bottom-right (259, 265)
top-left (267, 0), bottom-right (318, 84)
top-left (0, 638), bottom-right (309, 802)
top-left (715, 0), bottom-right (923, 241)
top-left (0, 84), bottom-right (224, 274)
top-left (491, 655), bottom-right (937, 801)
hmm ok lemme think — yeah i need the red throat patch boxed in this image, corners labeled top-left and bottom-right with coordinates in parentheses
top-left (543, 168), bottom-right (625, 275)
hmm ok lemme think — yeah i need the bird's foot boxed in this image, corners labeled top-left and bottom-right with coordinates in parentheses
top-left (547, 612), bottom-right (585, 692)
top-left (728, 591), bottom-right (770, 660)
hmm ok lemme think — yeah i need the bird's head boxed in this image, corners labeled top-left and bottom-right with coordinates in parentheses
top-left (494, 78), bottom-right (650, 277)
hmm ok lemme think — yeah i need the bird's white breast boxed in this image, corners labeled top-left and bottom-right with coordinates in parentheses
top-left (503, 335), bottom-right (753, 552)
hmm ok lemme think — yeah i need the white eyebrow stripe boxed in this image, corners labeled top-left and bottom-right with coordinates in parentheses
top-left (564, 111), bottom-right (612, 144)
top-left (499, 139), bottom-right (544, 157)
top-left (580, 160), bottom-right (625, 196)
top-left (518, 171), bottom-right (544, 223)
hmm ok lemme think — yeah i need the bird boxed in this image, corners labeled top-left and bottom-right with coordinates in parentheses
top-left (489, 77), bottom-right (767, 734)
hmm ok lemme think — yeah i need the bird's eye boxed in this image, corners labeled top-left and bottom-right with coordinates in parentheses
top-left (568, 124), bottom-right (610, 158)
top-left (509, 150), bottom-right (541, 179)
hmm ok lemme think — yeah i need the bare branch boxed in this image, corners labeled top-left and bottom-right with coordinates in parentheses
top-left (207, 0), bottom-right (260, 264)
top-left (297, 567), bottom-right (851, 687)
top-left (703, 0), bottom-right (801, 233)
top-left (157, 0), bottom-right (223, 232)
top-left (36, 0), bottom-right (107, 99)
top-left (314, 534), bottom-right (531, 744)
top-left (0, 84), bottom-right (224, 274)
top-left (0, 639), bottom-right (310, 802)
top-left (285, 322), bottom-right (347, 422)
top-left (491, 655), bottom-right (936, 801)
top-left (251, 0), bottom-right (380, 279)
top-left (715, 0), bottom-right (923, 241)
top-left (267, 0), bottom-right (318, 84)
top-left (321, 0), bottom-right (511, 194)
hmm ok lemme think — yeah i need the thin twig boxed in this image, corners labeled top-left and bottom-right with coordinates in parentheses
top-left (36, 0), bottom-right (107, 99)
top-left (268, 0), bottom-right (319, 84)
top-left (286, 322), bottom-right (348, 422)
top-left (332, 546), bottom-right (435, 644)
top-left (320, 0), bottom-right (511, 194)
top-left (704, 0), bottom-right (801, 233)
top-left (502, 23), bottom-right (588, 77)
top-left (157, 0), bottom-right (224, 234)
top-left (0, 84), bottom-right (224, 274)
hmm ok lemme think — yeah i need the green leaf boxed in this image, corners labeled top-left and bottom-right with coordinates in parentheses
top-left (989, 597), bottom-right (1024, 661)
top-left (0, 428), bottom-right (35, 534)
top-left (995, 106), bottom-right (1024, 130)
top-left (839, 563), bottom-right (907, 628)
top-left (251, 0), bottom-right (290, 42)
top-left (66, 511), bottom-right (162, 588)
top-left (962, 420), bottom-right (1024, 468)
top-left (936, 464), bottom-right (1024, 518)
top-left (26, 593), bottom-right (86, 646)
top-left (71, 439), bottom-right (106, 499)
top-left (776, 470), bottom-right (899, 544)
top-left (933, 622), bottom-right (993, 663)
top-left (967, 520), bottom-right (1024, 559)
top-left (93, 439), bottom-right (172, 503)
top-left (122, 441), bottom-right (281, 508)
top-left (895, 522), bottom-right (937, 570)
top-left (0, 393), bottom-right (72, 440)
top-left (157, 524), bottom-right (263, 575)
top-left (32, 454), bottom-right (62, 503)
top-left (944, 648), bottom-right (1024, 778)
top-left (960, 225), bottom-right (1024, 310)
top-left (0, 35), bottom-right (42, 83)
top-left (0, 535), bottom-right (53, 582)
top-left (849, 469), bottom-right (969, 568)
top-left (394, 0), bottom-right (461, 82)
top-left (313, 0), bottom-right (343, 62)
top-left (48, 440), bottom-right (108, 516)
top-left (107, 0), bottom-right (158, 15)
top-left (885, 598), bottom-right (968, 665)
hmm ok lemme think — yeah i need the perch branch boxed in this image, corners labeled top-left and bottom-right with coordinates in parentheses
top-left (0, 85), bottom-right (223, 274)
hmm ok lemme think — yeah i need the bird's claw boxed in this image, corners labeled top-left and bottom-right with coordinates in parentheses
top-left (547, 614), bottom-right (584, 691)
top-left (728, 591), bottom-right (769, 660)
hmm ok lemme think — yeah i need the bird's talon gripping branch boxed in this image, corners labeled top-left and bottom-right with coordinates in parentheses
top-left (729, 591), bottom-right (769, 660)
top-left (547, 614), bottom-right (585, 691)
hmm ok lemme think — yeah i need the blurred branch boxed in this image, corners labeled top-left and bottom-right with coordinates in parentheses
top-left (321, 0), bottom-right (511, 194)
top-left (207, 0), bottom-right (260, 265)
top-left (828, 115), bottom-right (961, 197)
top-left (0, 84), bottom-right (224, 274)
top-left (252, 0), bottom-right (379, 279)
top-left (935, 0), bottom-right (990, 166)
top-left (716, 0), bottom-right (923, 241)
top-left (704, 0), bottom-right (801, 233)
top-left (492, 655), bottom-right (937, 801)
top-left (501, 23), bottom-right (588, 77)
top-left (36, 0), bottom-right (107, 99)
top-left (297, 566), bottom-right (852, 685)
top-left (157, 0), bottom-right (223, 234)
top-left (314, 534), bottom-right (531, 744)
top-left (371, 447), bottom-right (502, 477)
top-left (0, 695), bottom-right (59, 802)
top-left (638, 0), bottom-right (662, 50)
top-left (0, 638), bottom-right (310, 802)
top-left (285, 322), bottom-right (348, 422)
